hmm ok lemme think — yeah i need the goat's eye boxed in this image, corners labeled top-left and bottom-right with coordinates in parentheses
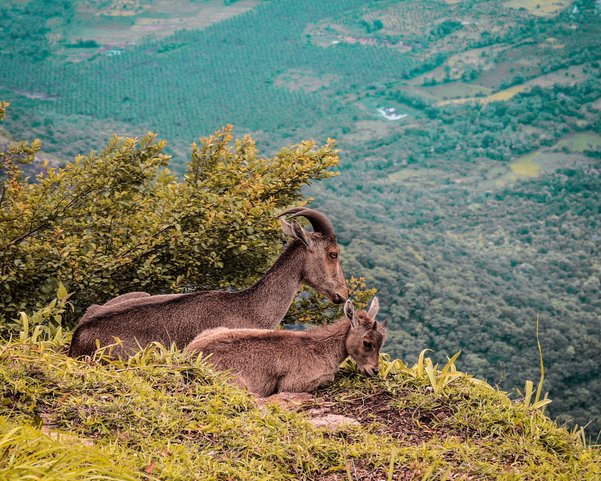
top-left (329, 252), bottom-right (338, 259)
top-left (363, 341), bottom-right (373, 351)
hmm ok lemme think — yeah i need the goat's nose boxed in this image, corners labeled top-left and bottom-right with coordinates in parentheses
top-left (363, 368), bottom-right (376, 377)
top-left (333, 293), bottom-right (345, 304)
top-left (373, 368), bottom-right (379, 376)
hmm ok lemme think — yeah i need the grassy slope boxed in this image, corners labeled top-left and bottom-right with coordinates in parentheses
top-left (1, 337), bottom-right (599, 480)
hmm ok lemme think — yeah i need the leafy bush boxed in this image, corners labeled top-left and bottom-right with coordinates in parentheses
top-left (0, 103), bottom-right (339, 329)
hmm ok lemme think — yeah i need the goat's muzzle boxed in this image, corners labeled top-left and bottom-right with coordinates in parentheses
top-left (332, 293), bottom-right (346, 304)
top-left (359, 366), bottom-right (379, 377)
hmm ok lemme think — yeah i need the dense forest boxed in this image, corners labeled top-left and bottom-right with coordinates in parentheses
top-left (1, 0), bottom-right (600, 434)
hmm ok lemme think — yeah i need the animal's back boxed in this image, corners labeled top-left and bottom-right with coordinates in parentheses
top-left (187, 328), bottom-right (330, 396)
top-left (188, 327), bottom-right (306, 353)
top-left (76, 292), bottom-right (152, 326)
top-left (69, 291), bottom-right (218, 357)
top-left (78, 292), bottom-right (196, 325)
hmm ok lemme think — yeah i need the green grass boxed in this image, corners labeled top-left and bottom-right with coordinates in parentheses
top-left (505, 0), bottom-right (573, 17)
top-left (420, 81), bottom-right (492, 100)
top-left (1, 337), bottom-right (599, 480)
top-left (555, 131), bottom-right (601, 153)
top-left (511, 152), bottom-right (541, 177)
top-left (0, 417), bottom-right (140, 480)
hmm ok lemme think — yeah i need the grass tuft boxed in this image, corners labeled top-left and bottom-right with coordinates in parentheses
top-left (0, 417), bottom-right (140, 480)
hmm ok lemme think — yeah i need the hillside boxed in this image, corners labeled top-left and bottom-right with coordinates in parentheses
top-left (1, 0), bottom-right (600, 433)
top-left (2, 333), bottom-right (600, 480)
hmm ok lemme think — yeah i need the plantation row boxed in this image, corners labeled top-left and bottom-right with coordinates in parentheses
top-left (0, 0), bottom-right (543, 152)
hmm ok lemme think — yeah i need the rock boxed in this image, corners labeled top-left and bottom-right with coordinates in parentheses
top-left (307, 412), bottom-right (360, 429)
top-left (257, 392), bottom-right (360, 429)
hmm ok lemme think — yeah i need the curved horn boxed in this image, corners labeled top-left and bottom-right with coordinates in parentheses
top-left (278, 207), bottom-right (335, 237)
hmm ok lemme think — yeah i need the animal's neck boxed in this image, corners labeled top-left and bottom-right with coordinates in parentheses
top-left (242, 241), bottom-right (306, 329)
top-left (311, 317), bottom-right (351, 365)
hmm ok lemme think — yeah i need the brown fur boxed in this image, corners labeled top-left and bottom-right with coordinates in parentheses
top-left (186, 298), bottom-right (387, 397)
top-left (77, 292), bottom-right (151, 324)
top-left (68, 209), bottom-right (348, 358)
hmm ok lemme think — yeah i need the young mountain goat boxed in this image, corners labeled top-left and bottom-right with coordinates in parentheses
top-left (186, 298), bottom-right (387, 397)
top-left (69, 208), bottom-right (348, 358)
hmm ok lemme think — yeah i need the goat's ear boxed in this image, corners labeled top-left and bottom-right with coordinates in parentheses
top-left (367, 297), bottom-right (380, 320)
top-left (378, 319), bottom-right (388, 335)
top-left (344, 299), bottom-right (357, 327)
top-left (280, 218), bottom-right (311, 247)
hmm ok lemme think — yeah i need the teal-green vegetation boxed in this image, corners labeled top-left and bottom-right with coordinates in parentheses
top-left (1, 312), bottom-right (600, 479)
top-left (1, 0), bottom-right (601, 436)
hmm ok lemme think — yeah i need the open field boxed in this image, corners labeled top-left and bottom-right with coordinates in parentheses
top-left (435, 63), bottom-right (590, 105)
top-left (420, 81), bottom-right (492, 100)
top-left (473, 150), bottom-right (594, 191)
top-left (510, 151), bottom-right (541, 177)
top-left (384, 148), bottom-right (595, 193)
top-left (554, 131), bottom-right (601, 153)
top-left (412, 44), bottom-right (512, 85)
top-left (505, 0), bottom-right (573, 17)
top-left (274, 69), bottom-right (340, 94)
top-left (338, 119), bottom-right (404, 144)
top-left (57, 0), bottom-right (258, 60)
top-left (434, 84), bottom-right (526, 105)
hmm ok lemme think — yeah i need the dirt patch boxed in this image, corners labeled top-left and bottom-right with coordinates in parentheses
top-left (274, 69), bottom-right (339, 93)
top-left (304, 388), bottom-right (465, 444)
top-left (257, 384), bottom-right (469, 446)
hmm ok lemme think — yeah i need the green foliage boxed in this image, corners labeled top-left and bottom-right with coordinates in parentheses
top-left (1, 334), bottom-right (599, 480)
top-left (0, 102), bottom-right (41, 179)
top-left (0, 418), bottom-right (140, 481)
top-left (0, 0), bottom-right (75, 62)
top-left (320, 72), bottom-right (601, 433)
top-left (284, 276), bottom-right (377, 325)
top-left (0, 121), bottom-right (338, 328)
top-left (517, 318), bottom-right (552, 412)
top-left (380, 349), bottom-right (468, 395)
top-left (9, 282), bottom-right (72, 345)
top-left (430, 19), bottom-right (463, 38)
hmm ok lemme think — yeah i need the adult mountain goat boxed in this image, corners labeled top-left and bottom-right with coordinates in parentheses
top-left (187, 298), bottom-right (387, 397)
top-left (69, 207), bottom-right (348, 358)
